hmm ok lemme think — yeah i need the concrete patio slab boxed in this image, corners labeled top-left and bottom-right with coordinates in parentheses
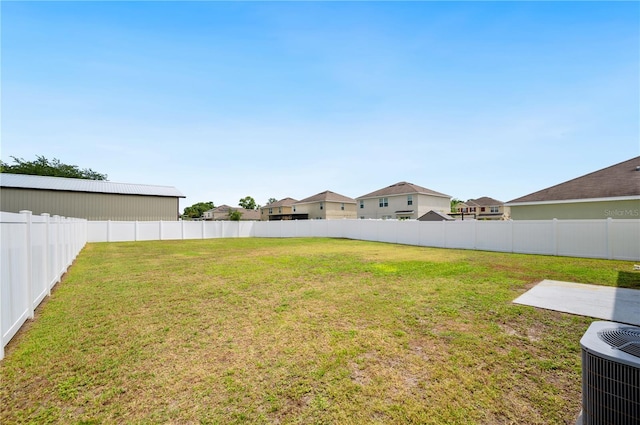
top-left (513, 279), bottom-right (640, 326)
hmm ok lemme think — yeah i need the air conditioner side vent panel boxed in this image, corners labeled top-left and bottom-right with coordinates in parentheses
top-left (581, 321), bottom-right (640, 425)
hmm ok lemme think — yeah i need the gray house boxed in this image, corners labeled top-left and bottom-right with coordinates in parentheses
top-left (0, 173), bottom-right (185, 221)
top-left (505, 156), bottom-right (640, 220)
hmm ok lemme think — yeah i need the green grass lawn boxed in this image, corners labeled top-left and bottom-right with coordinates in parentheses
top-left (1, 238), bottom-right (637, 424)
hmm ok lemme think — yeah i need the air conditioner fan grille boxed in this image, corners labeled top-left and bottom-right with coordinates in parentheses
top-left (598, 327), bottom-right (640, 358)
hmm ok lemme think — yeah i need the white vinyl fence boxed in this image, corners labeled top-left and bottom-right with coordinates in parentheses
top-left (3, 214), bottom-right (639, 359)
top-left (1, 211), bottom-right (87, 359)
top-left (87, 218), bottom-right (640, 261)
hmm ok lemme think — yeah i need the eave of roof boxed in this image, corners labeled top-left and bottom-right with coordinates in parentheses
top-left (505, 195), bottom-right (640, 207)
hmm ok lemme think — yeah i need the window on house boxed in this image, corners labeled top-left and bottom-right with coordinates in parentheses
top-left (341, 203), bottom-right (345, 210)
top-left (481, 207), bottom-right (486, 212)
top-left (470, 207), bottom-right (476, 212)
top-left (491, 206), bottom-right (499, 213)
top-left (269, 208), bottom-right (273, 214)
top-left (293, 206), bottom-right (296, 212)
top-left (407, 195), bottom-right (413, 206)
top-left (278, 207), bottom-right (282, 213)
top-left (379, 197), bottom-right (388, 207)
top-left (320, 202), bottom-right (324, 210)
top-left (359, 200), bottom-right (364, 209)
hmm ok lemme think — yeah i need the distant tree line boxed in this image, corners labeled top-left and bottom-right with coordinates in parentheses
top-left (183, 196), bottom-right (278, 220)
top-left (182, 202), bottom-right (215, 219)
top-left (0, 156), bottom-right (108, 180)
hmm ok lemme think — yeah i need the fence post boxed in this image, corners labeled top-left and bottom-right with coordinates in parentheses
top-left (135, 221), bottom-right (139, 242)
top-left (202, 219), bottom-right (205, 239)
top-left (42, 213), bottom-right (51, 296)
top-left (159, 220), bottom-right (163, 240)
top-left (442, 220), bottom-right (447, 248)
top-left (107, 220), bottom-right (112, 243)
top-left (52, 216), bottom-right (60, 282)
top-left (473, 219), bottom-right (478, 250)
top-left (20, 211), bottom-right (35, 320)
top-left (552, 218), bottom-right (558, 256)
top-left (509, 219), bottom-right (514, 253)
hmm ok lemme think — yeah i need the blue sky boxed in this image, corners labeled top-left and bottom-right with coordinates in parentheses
top-left (2, 1), bottom-right (638, 211)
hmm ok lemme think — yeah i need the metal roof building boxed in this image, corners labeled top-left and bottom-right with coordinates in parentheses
top-left (0, 173), bottom-right (185, 221)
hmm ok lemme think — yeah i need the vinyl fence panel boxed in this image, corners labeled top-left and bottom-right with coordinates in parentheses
top-left (30, 214), bottom-right (49, 308)
top-left (512, 220), bottom-right (556, 255)
top-left (475, 220), bottom-right (513, 253)
top-left (1, 211), bottom-right (86, 359)
top-left (161, 221), bottom-right (183, 240)
top-left (1, 213), bottom-right (30, 359)
top-left (609, 219), bottom-right (640, 261)
top-left (182, 221), bottom-right (205, 240)
top-left (444, 220), bottom-right (476, 250)
top-left (556, 220), bottom-right (608, 259)
top-left (418, 222), bottom-right (446, 248)
top-left (396, 221), bottom-right (421, 247)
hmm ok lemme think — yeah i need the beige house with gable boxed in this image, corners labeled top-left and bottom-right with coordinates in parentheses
top-left (260, 197), bottom-right (307, 221)
top-left (453, 197), bottom-right (510, 220)
top-left (293, 190), bottom-right (357, 220)
top-left (356, 181), bottom-right (451, 220)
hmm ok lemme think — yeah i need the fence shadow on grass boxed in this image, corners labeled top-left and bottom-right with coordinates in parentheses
top-left (616, 271), bottom-right (640, 289)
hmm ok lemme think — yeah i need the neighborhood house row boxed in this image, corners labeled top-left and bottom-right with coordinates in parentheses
top-left (203, 181), bottom-right (509, 222)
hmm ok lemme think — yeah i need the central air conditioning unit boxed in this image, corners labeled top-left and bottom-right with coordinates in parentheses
top-left (580, 321), bottom-right (640, 425)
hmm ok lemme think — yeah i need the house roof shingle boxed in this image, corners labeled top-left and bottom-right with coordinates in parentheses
top-left (264, 197), bottom-right (298, 208)
top-left (295, 190), bottom-right (356, 204)
top-left (466, 197), bottom-right (504, 207)
top-left (507, 156), bottom-right (640, 204)
top-left (0, 173), bottom-right (185, 198)
top-left (357, 181), bottom-right (450, 199)
top-left (418, 210), bottom-right (455, 221)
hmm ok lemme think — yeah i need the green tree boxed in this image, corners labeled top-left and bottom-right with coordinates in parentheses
top-left (266, 197), bottom-right (278, 205)
top-left (0, 155), bottom-right (108, 180)
top-left (228, 209), bottom-right (243, 221)
top-left (239, 196), bottom-right (257, 210)
top-left (450, 198), bottom-right (463, 213)
top-left (182, 201), bottom-right (214, 219)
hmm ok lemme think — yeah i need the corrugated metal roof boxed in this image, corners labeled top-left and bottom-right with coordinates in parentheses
top-left (0, 173), bottom-right (185, 198)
